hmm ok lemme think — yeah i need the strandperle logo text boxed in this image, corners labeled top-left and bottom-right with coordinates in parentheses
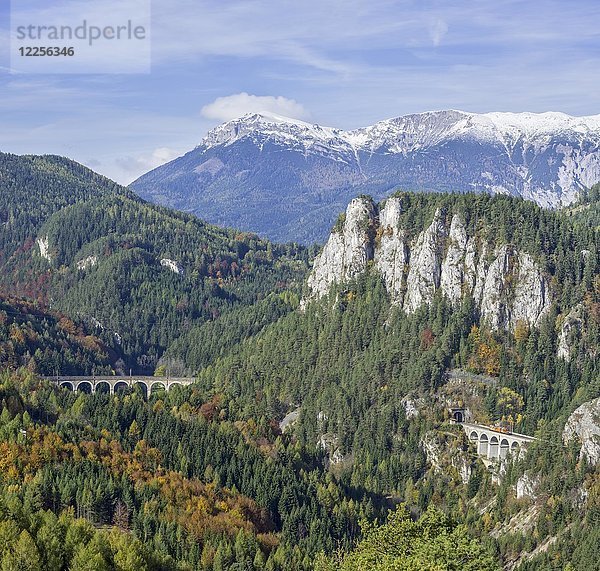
top-left (15, 19), bottom-right (147, 46)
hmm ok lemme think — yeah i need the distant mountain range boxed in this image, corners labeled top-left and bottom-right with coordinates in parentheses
top-left (131, 110), bottom-right (600, 243)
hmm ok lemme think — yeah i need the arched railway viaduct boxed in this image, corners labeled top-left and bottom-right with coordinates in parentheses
top-left (456, 421), bottom-right (537, 461)
top-left (43, 375), bottom-right (196, 396)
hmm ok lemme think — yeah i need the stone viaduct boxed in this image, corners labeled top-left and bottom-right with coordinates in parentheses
top-left (455, 420), bottom-right (537, 462)
top-left (43, 375), bottom-right (196, 396)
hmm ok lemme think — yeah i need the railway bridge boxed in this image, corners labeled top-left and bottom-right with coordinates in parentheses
top-left (43, 375), bottom-right (196, 396)
top-left (455, 421), bottom-right (537, 462)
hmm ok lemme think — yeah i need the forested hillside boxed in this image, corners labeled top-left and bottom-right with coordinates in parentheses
top-left (186, 192), bottom-right (599, 569)
top-left (315, 505), bottom-right (499, 571)
top-left (0, 153), bottom-right (310, 372)
top-left (40, 192), bottom-right (307, 370)
top-left (0, 153), bottom-right (126, 298)
top-left (0, 296), bottom-right (116, 375)
top-left (0, 369), bottom-right (377, 570)
top-left (564, 183), bottom-right (600, 230)
top-left (0, 154), bottom-right (598, 570)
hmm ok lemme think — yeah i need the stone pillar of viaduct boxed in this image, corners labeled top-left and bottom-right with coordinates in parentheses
top-left (45, 376), bottom-right (195, 397)
top-left (458, 422), bottom-right (536, 462)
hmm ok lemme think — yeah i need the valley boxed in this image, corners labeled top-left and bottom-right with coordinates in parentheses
top-left (2, 0), bottom-right (599, 567)
top-left (0, 152), bottom-right (598, 570)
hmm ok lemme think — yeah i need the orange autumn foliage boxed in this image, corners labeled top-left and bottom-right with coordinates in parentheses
top-left (1, 424), bottom-right (277, 547)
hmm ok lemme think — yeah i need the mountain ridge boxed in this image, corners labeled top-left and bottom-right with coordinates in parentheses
top-left (200, 109), bottom-right (600, 153)
top-left (131, 109), bottom-right (600, 243)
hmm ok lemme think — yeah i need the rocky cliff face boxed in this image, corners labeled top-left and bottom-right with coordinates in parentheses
top-left (422, 430), bottom-right (473, 484)
top-left (563, 397), bottom-right (600, 466)
top-left (516, 472), bottom-right (540, 500)
top-left (375, 198), bottom-right (409, 304)
top-left (403, 208), bottom-right (448, 313)
top-left (305, 196), bottom-right (551, 329)
top-left (305, 197), bottom-right (375, 300)
top-left (37, 236), bottom-right (52, 262)
top-left (557, 304), bottom-right (584, 361)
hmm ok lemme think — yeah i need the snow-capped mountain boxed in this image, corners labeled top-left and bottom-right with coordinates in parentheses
top-left (131, 110), bottom-right (600, 243)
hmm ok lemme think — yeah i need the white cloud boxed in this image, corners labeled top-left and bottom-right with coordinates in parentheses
top-left (83, 158), bottom-right (102, 169)
top-left (201, 92), bottom-right (309, 121)
top-left (115, 147), bottom-right (181, 176)
top-left (430, 18), bottom-right (448, 47)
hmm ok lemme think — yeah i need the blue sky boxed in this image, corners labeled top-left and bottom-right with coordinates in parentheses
top-left (1, 0), bottom-right (599, 184)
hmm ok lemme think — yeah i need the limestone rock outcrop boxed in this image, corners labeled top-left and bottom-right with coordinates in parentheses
top-left (440, 214), bottom-right (472, 306)
top-left (37, 236), bottom-right (52, 262)
top-left (557, 304), bottom-right (584, 361)
top-left (305, 197), bottom-right (375, 300)
top-left (516, 472), bottom-right (540, 499)
top-left (403, 209), bottom-right (448, 313)
top-left (563, 397), bottom-right (600, 465)
top-left (77, 256), bottom-right (98, 271)
top-left (160, 258), bottom-right (184, 275)
top-left (375, 198), bottom-right (408, 304)
top-left (422, 431), bottom-right (472, 484)
top-left (304, 196), bottom-right (552, 330)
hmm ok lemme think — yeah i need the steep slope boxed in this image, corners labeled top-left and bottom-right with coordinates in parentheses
top-left (0, 152), bottom-right (126, 297)
top-left (187, 192), bottom-right (598, 571)
top-left (40, 192), bottom-right (306, 369)
top-left (196, 192), bottom-right (598, 429)
top-left (304, 193), bottom-right (561, 330)
top-left (131, 110), bottom-right (600, 243)
top-left (0, 153), bottom-right (309, 371)
top-left (0, 296), bottom-right (117, 374)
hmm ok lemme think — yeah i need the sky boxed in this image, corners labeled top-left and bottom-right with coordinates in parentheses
top-left (1, 0), bottom-right (599, 184)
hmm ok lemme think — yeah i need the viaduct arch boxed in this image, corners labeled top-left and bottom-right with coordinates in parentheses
top-left (458, 421), bottom-right (536, 462)
top-left (44, 375), bottom-right (196, 396)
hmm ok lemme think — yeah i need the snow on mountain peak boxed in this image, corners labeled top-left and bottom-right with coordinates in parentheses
top-left (200, 109), bottom-right (600, 156)
top-left (133, 108), bottom-right (600, 243)
top-left (201, 111), bottom-right (342, 151)
top-left (482, 111), bottom-right (600, 134)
